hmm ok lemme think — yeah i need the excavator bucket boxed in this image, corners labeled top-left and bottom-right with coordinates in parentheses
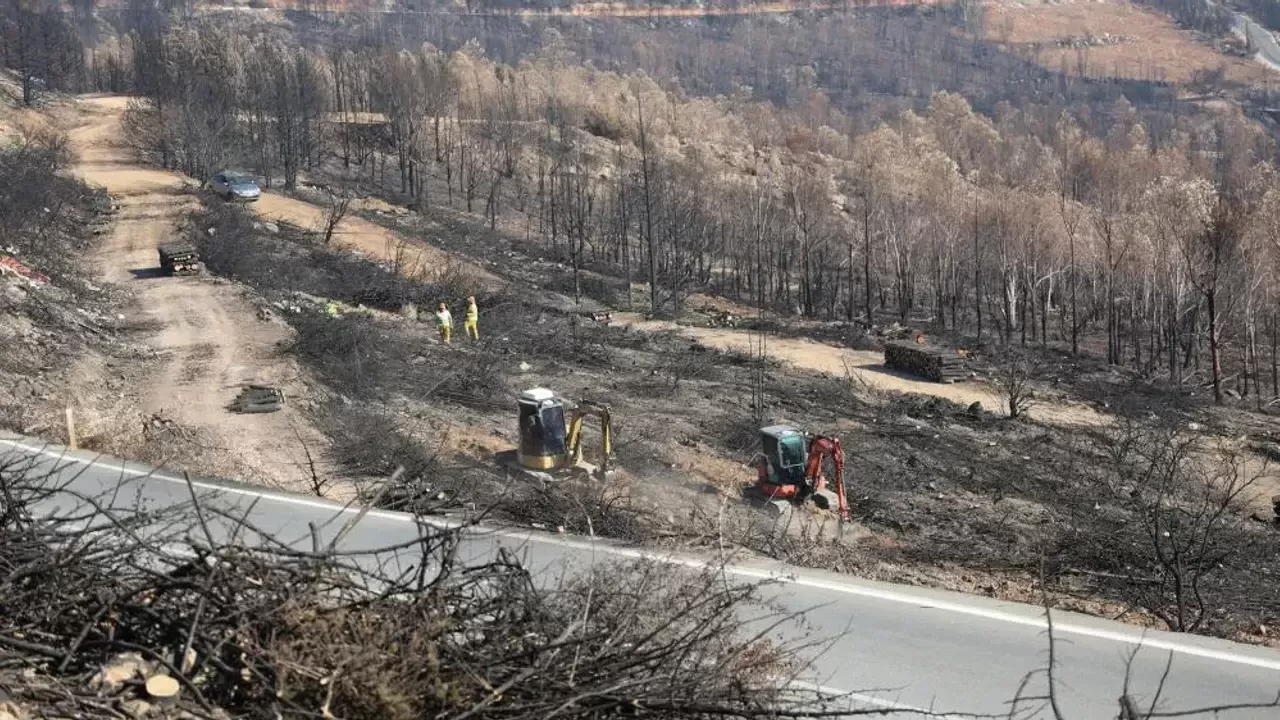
top-left (566, 399), bottom-right (614, 481)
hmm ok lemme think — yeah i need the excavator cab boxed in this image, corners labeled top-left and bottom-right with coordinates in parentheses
top-left (760, 426), bottom-right (809, 489)
top-left (517, 388), bottom-right (568, 471)
top-left (512, 388), bottom-right (613, 481)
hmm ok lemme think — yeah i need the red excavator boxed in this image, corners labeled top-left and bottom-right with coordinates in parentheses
top-left (744, 425), bottom-right (849, 520)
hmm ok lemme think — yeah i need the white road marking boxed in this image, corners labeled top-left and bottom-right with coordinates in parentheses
top-left (5, 436), bottom-right (1280, 673)
top-left (790, 681), bottom-right (948, 717)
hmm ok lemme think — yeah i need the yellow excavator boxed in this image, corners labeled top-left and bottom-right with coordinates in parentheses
top-left (509, 387), bottom-right (614, 481)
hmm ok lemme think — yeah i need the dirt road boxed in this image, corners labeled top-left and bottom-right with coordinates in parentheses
top-left (253, 193), bottom-right (502, 287)
top-left (612, 312), bottom-right (1108, 427)
top-left (68, 96), bottom-right (338, 495)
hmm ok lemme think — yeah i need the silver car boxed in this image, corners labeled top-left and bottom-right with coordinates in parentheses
top-left (209, 171), bottom-right (261, 202)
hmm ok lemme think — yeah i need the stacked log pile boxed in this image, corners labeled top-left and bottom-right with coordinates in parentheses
top-left (884, 341), bottom-right (968, 383)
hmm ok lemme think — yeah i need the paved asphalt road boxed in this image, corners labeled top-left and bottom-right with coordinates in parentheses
top-left (1233, 11), bottom-right (1280, 71)
top-left (2, 433), bottom-right (1278, 718)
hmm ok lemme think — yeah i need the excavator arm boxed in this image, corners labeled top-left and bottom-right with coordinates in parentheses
top-left (566, 400), bottom-right (613, 476)
top-left (804, 435), bottom-right (849, 521)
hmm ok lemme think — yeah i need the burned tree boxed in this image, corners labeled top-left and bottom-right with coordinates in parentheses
top-left (1182, 195), bottom-right (1244, 405)
top-left (1105, 424), bottom-right (1262, 633)
top-left (320, 184), bottom-right (353, 246)
top-left (0, 1), bottom-right (84, 106)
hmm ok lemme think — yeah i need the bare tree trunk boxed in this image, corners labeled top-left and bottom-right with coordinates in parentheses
top-left (321, 188), bottom-right (352, 246)
top-left (637, 95), bottom-right (658, 317)
top-left (1248, 319), bottom-right (1260, 407)
top-left (862, 196), bottom-right (872, 323)
top-left (1041, 276), bottom-right (1050, 346)
top-left (1019, 280), bottom-right (1028, 345)
top-left (1208, 289), bottom-right (1222, 404)
top-left (973, 198), bottom-right (983, 342)
top-left (1271, 312), bottom-right (1278, 397)
top-left (1069, 232), bottom-right (1078, 355)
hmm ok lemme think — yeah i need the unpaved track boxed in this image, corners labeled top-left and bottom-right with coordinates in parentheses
top-left (253, 193), bottom-right (501, 287)
top-left (69, 96), bottom-right (336, 495)
top-left (612, 313), bottom-right (1108, 427)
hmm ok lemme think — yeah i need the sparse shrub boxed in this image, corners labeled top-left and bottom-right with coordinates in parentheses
top-left (884, 392), bottom-right (973, 419)
top-left (325, 403), bottom-right (442, 485)
top-left (289, 312), bottom-right (384, 395)
top-left (430, 257), bottom-right (483, 304)
top-left (992, 349), bottom-right (1039, 420)
top-left (496, 482), bottom-right (654, 542)
top-left (0, 145), bottom-right (95, 280)
top-left (546, 273), bottom-right (625, 306)
top-left (191, 201), bottom-right (272, 280)
top-left (716, 412), bottom-right (764, 454)
top-left (431, 348), bottom-right (510, 410)
top-left (653, 342), bottom-right (724, 391)
top-left (1100, 423), bottom-right (1272, 633)
top-left (308, 246), bottom-right (423, 310)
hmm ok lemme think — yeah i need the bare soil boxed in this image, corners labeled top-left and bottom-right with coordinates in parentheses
top-left (984, 0), bottom-right (1273, 85)
top-left (174, 156), bottom-right (1280, 646)
top-left (252, 167), bottom-right (1110, 431)
top-left (65, 96), bottom-right (339, 496)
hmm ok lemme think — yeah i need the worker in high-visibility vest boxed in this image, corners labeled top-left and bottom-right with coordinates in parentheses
top-left (463, 294), bottom-right (479, 342)
top-left (435, 302), bottom-right (453, 345)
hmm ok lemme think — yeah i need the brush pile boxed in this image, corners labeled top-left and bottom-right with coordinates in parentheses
top-left (0, 446), bottom-right (834, 720)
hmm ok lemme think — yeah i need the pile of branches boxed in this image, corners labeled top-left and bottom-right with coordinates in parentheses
top-left (0, 448), bottom-right (840, 720)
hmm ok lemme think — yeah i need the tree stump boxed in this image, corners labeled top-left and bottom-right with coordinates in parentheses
top-left (144, 674), bottom-right (180, 705)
